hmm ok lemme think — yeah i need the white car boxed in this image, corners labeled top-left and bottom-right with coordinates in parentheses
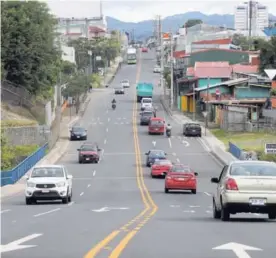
top-left (121, 79), bottom-right (130, 88)
top-left (25, 165), bottom-right (73, 205)
top-left (141, 98), bottom-right (153, 111)
top-left (153, 66), bottom-right (161, 73)
top-left (211, 160), bottom-right (276, 221)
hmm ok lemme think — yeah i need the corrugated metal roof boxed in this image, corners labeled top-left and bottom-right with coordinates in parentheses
top-left (193, 38), bottom-right (232, 45)
top-left (231, 64), bottom-right (259, 74)
top-left (173, 50), bottom-right (186, 59)
top-left (194, 61), bottom-right (231, 78)
top-left (191, 48), bottom-right (259, 55)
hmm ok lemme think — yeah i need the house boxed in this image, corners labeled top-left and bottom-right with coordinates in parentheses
top-left (231, 64), bottom-right (259, 78)
top-left (191, 38), bottom-right (240, 52)
top-left (187, 48), bottom-right (259, 67)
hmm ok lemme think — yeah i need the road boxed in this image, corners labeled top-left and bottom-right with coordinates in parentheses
top-left (1, 50), bottom-right (274, 258)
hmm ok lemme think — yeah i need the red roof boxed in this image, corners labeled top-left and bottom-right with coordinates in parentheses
top-left (65, 32), bottom-right (82, 36)
top-left (193, 38), bottom-right (232, 45)
top-left (191, 48), bottom-right (259, 55)
top-left (231, 64), bottom-right (259, 74)
top-left (173, 51), bottom-right (186, 59)
top-left (194, 62), bottom-right (232, 78)
top-left (89, 26), bottom-right (106, 33)
top-left (186, 67), bottom-right (195, 76)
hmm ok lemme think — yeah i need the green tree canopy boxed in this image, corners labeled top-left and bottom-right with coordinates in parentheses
top-left (182, 19), bottom-right (203, 28)
top-left (1, 1), bottom-right (61, 95)
top-left (259, 36), bottom-right (276, 73)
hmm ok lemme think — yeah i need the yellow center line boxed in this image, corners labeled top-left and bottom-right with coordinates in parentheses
top-left (83, 51), bottom-right (155, 258)
top-left (108, 52), bottom-right (158, 258)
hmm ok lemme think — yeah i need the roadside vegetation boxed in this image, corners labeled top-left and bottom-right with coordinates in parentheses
top-left (211, 129), bottom-right (276, 162)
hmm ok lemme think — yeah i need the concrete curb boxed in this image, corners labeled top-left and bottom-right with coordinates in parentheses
top-left (160, 97), bottom-right (173, 117)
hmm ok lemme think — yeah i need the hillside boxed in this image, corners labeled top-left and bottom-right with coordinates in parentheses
top-left (107, 12), bottom-right (276, 40)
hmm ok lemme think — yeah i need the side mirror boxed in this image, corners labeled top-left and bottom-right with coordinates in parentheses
top-left (194, 172), bottom-right (198, 176)
top-left (67, 175), bottom-right (73, 179)
top-left (77, 148), bottom-right (80, 151)
top-left (24, 175), bottom-right (29, 180)
top-left (211, 177), bottom-right (219, 183)
top-left (145, 153), bottom-right (148, 155)
top-left (69, 130), bottom-right (72, 132)
top-left (165, 153), bottom-right (167, 155)
top-left (97, 148), bottom-right (102, 151)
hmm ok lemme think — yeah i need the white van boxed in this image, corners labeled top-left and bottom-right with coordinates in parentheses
top-left (141, 98), bottom-right (152, 111)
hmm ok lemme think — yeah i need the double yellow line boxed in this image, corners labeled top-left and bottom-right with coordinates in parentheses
top-left (84, 53), bottom-right (158, 258)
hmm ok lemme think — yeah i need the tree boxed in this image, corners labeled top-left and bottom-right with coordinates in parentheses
top-left (259, 36), bottom-right (276, 73)
top-left (1, 1), bottom-right (61, 95)
top-left (182, 19), bottom-right (203, 28)
top-left (61, 61), bottom-right (76, 76)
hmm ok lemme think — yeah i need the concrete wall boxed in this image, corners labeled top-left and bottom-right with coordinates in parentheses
top-left (2, 126), bottom-right (49, 146)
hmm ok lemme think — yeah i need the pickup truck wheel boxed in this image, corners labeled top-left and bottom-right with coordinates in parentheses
top-left (79, 159), bottom-right (82, 164)
top-left (268, 212), bottom-right (276, 219)
top-left (191, 189), bottom-right (196, 194)
top-left (62, 192), bottom-right (69, 204)
top-left (26, 198), bottom-right (33, 205)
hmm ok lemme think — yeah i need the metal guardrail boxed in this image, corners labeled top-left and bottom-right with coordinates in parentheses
top-left (1, 144), bottom-right (48, 186)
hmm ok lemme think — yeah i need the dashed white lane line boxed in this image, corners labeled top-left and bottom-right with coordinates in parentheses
top-left (172, 152), bottom-right (176, 156)
top-left (0, 209), bottom-right (11, 214)
top-left (93, 170), bottom-right (96, 176)
top-left (106, 110), bottom-right (108, 114)
top-left (99, 149), bottom-right (104, 163)
top-left (176, 158), bottom-right (180, 163)
top-left (108, 118), bottom-right (110, 122)
top-left (80, 192), bottom-right (84, 196)
top-left (106, 128), bottom-right (108, 132)
top-left (68, 201), bottom-right (75, 206)
top-left (204, 192), bottom-right (212, 196)
top-left (168, 138), bottom-right (172, 148)
top-left (104, 139), bottom-right (107, 144)
top-left (33, 208), bottom-right (61, 218)
top-left (87, 184), bottom-right (91, 188)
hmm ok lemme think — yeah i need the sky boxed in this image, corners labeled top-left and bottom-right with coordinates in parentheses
top-left (46, 0), bottom-right (276, 22)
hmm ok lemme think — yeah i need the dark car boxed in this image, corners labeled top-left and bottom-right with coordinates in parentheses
top-left (77, 143), bottom-right (101, 163)
top-left (183, 123), bottom-right (202, 137)
top-left (145, 149), bottom-right (167, 167)
top-left (70, 126), bottom-right (87, 140)
top-left (114, 86), bottom-right (125, 94)
top-left (140, 110), bottom-right (154, 125)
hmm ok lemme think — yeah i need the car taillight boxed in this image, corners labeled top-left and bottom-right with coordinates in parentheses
top-left (166, 176), bottom-right (172, 179)
top-left (225, 178), bottom-right (238, 190)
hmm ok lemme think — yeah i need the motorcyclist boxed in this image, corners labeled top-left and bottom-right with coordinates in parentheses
top-left (112, 98), bottom-right (116, 104)
top-left (166, 123), bottom-right (172, 133)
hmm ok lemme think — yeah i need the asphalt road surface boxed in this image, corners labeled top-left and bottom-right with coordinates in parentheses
top-left (1, 50), bottom-right (274, 258)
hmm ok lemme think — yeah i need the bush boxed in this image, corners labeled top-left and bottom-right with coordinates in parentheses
top-left (258, 152), bottom-right (276, 162)
top-left (1, 134), bottom-right (39, 171)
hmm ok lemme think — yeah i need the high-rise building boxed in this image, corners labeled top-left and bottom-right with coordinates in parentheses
top-left (234, 1), bottom-right (269, 35)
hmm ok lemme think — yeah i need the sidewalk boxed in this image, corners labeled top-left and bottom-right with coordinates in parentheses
top-left (160, 96), bottom-right (237, 165)
top-left (102, 56), bottom-right (122, 86)
top-left (0, 95), bottom-right (92, 199)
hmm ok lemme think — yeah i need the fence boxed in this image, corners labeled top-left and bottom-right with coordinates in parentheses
top-left (1, 144), bottom-right (48, 186)
top-left (229, 142), bottom-right (242, 159)
top-left (220, 109), bottom-right (248, 132)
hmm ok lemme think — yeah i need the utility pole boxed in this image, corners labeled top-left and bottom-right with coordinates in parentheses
top-left (170, 29), bottom-right (174, 109)
top-left (160, 16), bottom-right (165, 97)
top-left (248, 0), bottom-right (252, 38)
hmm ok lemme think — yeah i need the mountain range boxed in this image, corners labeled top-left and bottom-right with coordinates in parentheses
top-left (106, 11), bottom-right (276, 40)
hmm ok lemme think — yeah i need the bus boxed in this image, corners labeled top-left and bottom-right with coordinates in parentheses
top-left (127, 48), bottom-right (137, 64)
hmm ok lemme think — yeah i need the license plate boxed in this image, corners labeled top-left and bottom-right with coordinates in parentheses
top-left (77, 136), bottom-right (80, 138)
top-left (86, 158), bottom-right (90, 160)
top-left (42, 190), bottom-right (50, 193)
top-left (249, 198), bottom-right (266, 205)
top-left (192, 130), bottom-right (195, 132)
top-left (155, 128), bottom-right (158, 131)
top-left (177, 178), bottom-right (185, 181)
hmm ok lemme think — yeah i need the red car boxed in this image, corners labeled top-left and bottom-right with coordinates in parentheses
top-left (148, 117), bottom-right (165, 135)
top-left (151, 159), bottom-right (173, 178)
top-left (165, 164), bottom-right (198, 194)
top-left (142, 47), bottom-right (148, 52)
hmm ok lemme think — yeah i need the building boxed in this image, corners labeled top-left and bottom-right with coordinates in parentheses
top-left (57, 16), bottom-right (107, 40)
top-left (234, 1), bottom-right (269, 35)
top-left (191, 38), bottom-right (240, 52)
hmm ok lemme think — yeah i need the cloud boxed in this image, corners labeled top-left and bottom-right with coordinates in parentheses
top-left (46, 0), bottom-right (276, 22)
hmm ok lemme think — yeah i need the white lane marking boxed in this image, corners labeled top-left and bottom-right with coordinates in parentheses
top-left (183, 210), bottom-right (195, 213)
top-left (99, 149), bottom-right (104, 163)
top-left (204, 192), bottom-right (211, 196)
top-left (168, 138), bottom-right (172, 148)
top-left (176, 158), bottom-right (180, 163)
top-left (93, 170), bottom-right (96, 176)
top-left (80, 192), bottom-right (84, 196)
top-left (106, 128), bottom-right (108, 132)
top-left (68, 201), bottom-right (75, 206)
top-left (182, 140), bottom-right (190, 147)
top-left (170, 205), bottom-right (180, 208)
top-left (87, 184), bottom-right (91, 188)
top-left (0, 209), bottom-right (11, 214)
top-left (197, 138), bottom-right (211, 152)
top-left (33, 208), bottom-right (61, 217)
top-left (120, 122), bottom-right (124, 125)
top-left (104, 139), bottom-right (107, 144)
top-left (172, 152), bottom-right (176, 156)
top-left (106, 110), bottom-right (108, 114)
top-left (97, 117), bottom-right (100, 121)
top-left (108, 118), bottom-right (110, 122)
top-left (189, 205), bottom-right (200, 208)
top-left (206, 210), bottom-right (212, 213)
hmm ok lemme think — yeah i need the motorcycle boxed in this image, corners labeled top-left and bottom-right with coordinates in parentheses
top-left (166, 129), bottom-right (171, 137)
top-left (112, 103), bottom-right (116, 110)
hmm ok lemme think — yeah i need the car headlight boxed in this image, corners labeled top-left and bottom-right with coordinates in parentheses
top-left (27, 182), bottom-right (36, 188)
top-left (56, 182), bottom-right (66, 187)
